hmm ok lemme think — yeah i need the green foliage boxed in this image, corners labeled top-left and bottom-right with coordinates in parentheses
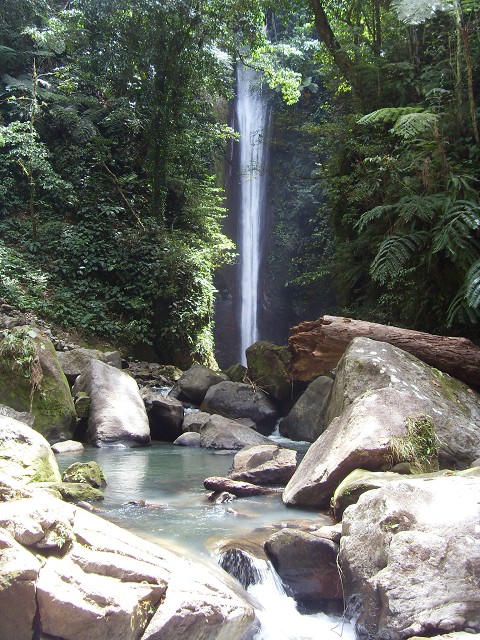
top-left (389, 415), bottom-right (439, 473)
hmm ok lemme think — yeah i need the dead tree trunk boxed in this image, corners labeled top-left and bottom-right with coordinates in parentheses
top-left (288, 315), bottom-right (480, 387)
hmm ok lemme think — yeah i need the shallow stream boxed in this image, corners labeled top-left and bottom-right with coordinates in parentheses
top-left (57, 441), bottom-right (355, 639)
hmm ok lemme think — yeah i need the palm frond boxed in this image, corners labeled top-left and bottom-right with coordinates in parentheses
top-left (370, 232), bottom-right (428, 283)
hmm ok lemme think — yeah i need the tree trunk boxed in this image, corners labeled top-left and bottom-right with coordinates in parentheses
top-left (288, 315), bottom-right (480, 387)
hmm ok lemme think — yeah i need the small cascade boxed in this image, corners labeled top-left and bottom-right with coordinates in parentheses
top-left (235, 63), bottom-right (269, 364)
top-left (217, 547), bottom-right (356, 640)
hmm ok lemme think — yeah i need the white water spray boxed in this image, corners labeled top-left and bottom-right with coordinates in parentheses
top-left (218, 548), bottom-right (356, 640)
top-left (236, 63), bottom-right (269, 364)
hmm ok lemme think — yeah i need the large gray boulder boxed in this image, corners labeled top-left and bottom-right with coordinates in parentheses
top-left (283, 387), bottom-right (428, 509)
top-left (340, 476), bottom-right (480, 639)
top-left (229, 444), bottom-right (297, 486)
top-left (0, 327), bottom-right (76, 442)
top-left (200, 381), bottom-right (279, 434)
top-left (57, 347), bottom-right (122, 384)
top-left (141, 388), bottom-right (184, 442)
top-left (175, 364), bottom-right (229, 404)
top-left (0, 403), bottom-right (34, 426)
top-left (0, 493), bottom-right (258, 640)
top-left (0, 416), bottom-right (61, 484)
top-left (264, 529), bottom-right (343, 608)
top-left (200, 414), bottom-right (272, 450)
top-left (327, 337), bottom-right (480, 468)
top-left (279, 376), bottom-right (333, 442)
top-left (73, 359), bottom-right (151, 447)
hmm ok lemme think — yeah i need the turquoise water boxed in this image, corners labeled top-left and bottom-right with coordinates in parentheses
top-left (56, 443), bottom-right (326, 557)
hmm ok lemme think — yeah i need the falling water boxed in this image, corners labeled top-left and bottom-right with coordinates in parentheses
top-left (219, 548), bottom-right (356, 640)
top-left (236, 63), bottom-right (269, 364)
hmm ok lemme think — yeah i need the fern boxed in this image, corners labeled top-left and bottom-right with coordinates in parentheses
top-left (358, 106), bottom-right (421, 126)
top-left (465, 260), bottom-right (480, 309)
top-left (356, 203), bottom-right (396, 231)
top-left (432, 200), bottom-right (480, 257)
top-left (370, 232), bottom-right (428, 283)
top-left (391, 112), bottom-right (439, 138)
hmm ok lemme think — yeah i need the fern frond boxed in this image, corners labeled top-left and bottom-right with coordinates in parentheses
top-left (433, 200), bottom-right (480, 257)
top-left (391, 112), bottom-right (438, 138)
top-left (447, 288), bottom-right (480, 326)
top-left (370, 232), bottom-right (428, 283)
top-left (395, 194), bottom-right (443, 223)
top-left (465, 260), bottom-right (480, 310)
top-left (358, 106), bottom-right (421, 126)
top-left (356, 204), bottom-right (396, 231)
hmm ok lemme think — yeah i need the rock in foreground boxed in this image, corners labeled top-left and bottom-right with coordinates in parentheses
top-left (340, 476), bottom-right (480, 639)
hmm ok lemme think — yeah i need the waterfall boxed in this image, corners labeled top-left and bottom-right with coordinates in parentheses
top-left (236, 63), bottom-right (269, 364)
top-left (218, 548), bottom-right (356, 640)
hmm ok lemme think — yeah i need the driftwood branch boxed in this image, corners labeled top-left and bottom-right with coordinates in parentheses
top-left (288, 315), bottom-right (480, 387)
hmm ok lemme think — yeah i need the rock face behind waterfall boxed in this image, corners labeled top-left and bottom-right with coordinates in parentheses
top-left (200, 381), bottom-right (279, 433)
top-left (72, 359), bottom-right (151, 447)
top-left (340, 476), bottom-right (480, 639)
top-left (283, 338), bottom-right (480, 508)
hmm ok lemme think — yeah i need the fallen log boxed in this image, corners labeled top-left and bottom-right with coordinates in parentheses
top-left (288, 315), bottom-right (480, 388)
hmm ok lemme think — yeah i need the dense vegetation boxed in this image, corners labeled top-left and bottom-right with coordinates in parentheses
top-left (1, 0), bottom-right (479, 365)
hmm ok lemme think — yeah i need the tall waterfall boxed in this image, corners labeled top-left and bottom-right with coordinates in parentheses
top-left (236, 63), bottom-right (269, 364)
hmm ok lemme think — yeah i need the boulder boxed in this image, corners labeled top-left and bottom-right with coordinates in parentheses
top-left (264, 529), bottom-right (343, 608)
top-left (0, 403), bottom-right (34, 427)
top-left (0, 493), bottom-right (258, 640)
top-left (0, 327), bottom-right (76, 442)
top-left (204, 476), bottom-right (280, 497)
top-left (0, 416), bottom-right (61, 484)
top-left (245, 341), bottom-right (291, 402)
top-left (279, 376), bottom-right (333, 442)
top-left (141, 388), bottom-right (184, 441)
top-left (62, 461), bottom-right (106, 488)
top-left (72, 359), bottom-right (151, 447)
top-left (182, 411), bottom-right (212, 433)
top-left (140, 558), bottom-right (258, 640)
top-left (57, 347), bottom-right (122, 384)
top-left (229, 444), bottom-right (297, 486)
top-left (52, 440), bottom-right (84, 454)
top-left (283, 387), bottom-right (429, 509)
top-left (200, 381), bottom-right (279, 434)
top-left (332, 467), bottom-right (480, 518)
top-left (32, 482), bottom-right (104, 502)
top-left (173, 432), bottom-right (201, 447)
top-left (0, 529), bottom-right (42, 640)
top-left (200, 414), bottom-right (272, 450)
top-left (175, 364), bottom-right (229, 404)
top-left (340, 476), bottom-right (480, 639)
top-left (225, 363), bottom-right (247, 383)
top-left (326, 337), bottom-right (480, 468)
top-left (74, 392), bottom-right (91, 419)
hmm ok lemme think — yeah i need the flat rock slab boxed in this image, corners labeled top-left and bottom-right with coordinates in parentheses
top-left (204, 476), bottom-right (280, 497)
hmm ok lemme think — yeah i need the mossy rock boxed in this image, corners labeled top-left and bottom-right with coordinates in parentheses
top-left (0, 327), bottom-right (76, 443)
top-left (31, 481), bottom-right (104, 502)
top-left (245, 341), bottom-right (291, 402)
top-left (0, 415), bottom-right (62, 484)
top-left (62, 461), bottom-right (106, 488)
top-left (225, 363), bottom-right (247, 383)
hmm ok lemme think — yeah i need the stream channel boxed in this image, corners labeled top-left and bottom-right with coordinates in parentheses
top-left (57, 435), bottom-right (355, 639)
